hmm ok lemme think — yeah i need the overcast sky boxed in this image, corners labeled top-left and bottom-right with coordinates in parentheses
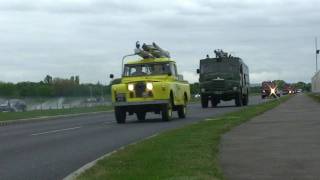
top-left (0, 0), bottom-right (319, 84)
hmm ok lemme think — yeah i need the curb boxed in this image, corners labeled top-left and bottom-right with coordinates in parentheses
top-left (0, 110), bottom-right (113, 127)
top-left (63, 133), bottom-right (159, 180)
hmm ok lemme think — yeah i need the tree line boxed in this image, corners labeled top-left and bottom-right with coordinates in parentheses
top-left (0, 76), bottom-right (311, 98)
top-left (0, 75), bottom-right (110, 98)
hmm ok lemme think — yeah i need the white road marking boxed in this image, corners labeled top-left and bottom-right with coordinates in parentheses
top-left (31, 126), bottom-right (81, 136)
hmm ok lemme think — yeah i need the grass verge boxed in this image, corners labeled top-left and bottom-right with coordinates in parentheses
top-left (307, 93), bottom-right (320, 103)
top-left (77, 96), bottom-right (291, 180)
top-left (0, 105), bottom-right (113, 122)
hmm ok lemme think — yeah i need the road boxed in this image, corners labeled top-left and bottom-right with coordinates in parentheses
top-left (220, 94), bottom-right (320, 180)
top-left (0, 96), bottom-right (266, 180)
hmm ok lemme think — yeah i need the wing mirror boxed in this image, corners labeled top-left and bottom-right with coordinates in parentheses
top-left (196, 69), bottom-right (200, 74)
top-left (109, 74), bottom-right (114, 79)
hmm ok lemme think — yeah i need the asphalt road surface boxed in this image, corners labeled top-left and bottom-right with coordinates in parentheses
top-left (0, 96), bottom-right (266, 180)
top-left (220, 94), bottom-right (320, 180)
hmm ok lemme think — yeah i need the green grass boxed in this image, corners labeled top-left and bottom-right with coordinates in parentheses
top-left (0, 105), bottom-right (113, 122)
top-left (307, 93), bottom-right (320, 103)
top-left (78, 96), bottom-right (291, 180)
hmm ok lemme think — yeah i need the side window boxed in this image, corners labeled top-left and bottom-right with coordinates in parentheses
top-left (173, 64), bottom-right (178, 76)
top-left (170, 63), bottom-right (178, 76)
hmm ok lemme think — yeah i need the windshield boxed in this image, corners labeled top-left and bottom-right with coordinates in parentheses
top-left (123, 63), bottom-right (172, 77)
top-left (200, 62), bottom-right (238, 74)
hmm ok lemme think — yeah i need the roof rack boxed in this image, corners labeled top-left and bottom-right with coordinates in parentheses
top-left (134, 41), bottom-right (170, 59)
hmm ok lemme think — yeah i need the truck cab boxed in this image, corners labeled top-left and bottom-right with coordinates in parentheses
top-left (261, 81), bottom-right (281, 98)
top-left (197, 50), bottom-right (250, 107)
top-left (111, 43), bottom-right (190, 123)
top-left (282, 84), bottom-right (295, 95)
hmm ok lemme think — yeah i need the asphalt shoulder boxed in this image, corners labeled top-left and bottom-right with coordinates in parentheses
top-left (220, 94), bottom-right (320, 180)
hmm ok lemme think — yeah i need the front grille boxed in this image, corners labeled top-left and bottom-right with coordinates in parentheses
top-left (134, 82), bottom-right (146, 97)
top-left (210, 80), bottom-right (225, 90)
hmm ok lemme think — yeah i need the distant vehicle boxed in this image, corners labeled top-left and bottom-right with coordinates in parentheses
top-left (261, 81), bottom-right (281, 99)
top-left (197, 50), bottom-right (250, 107)
top-left (110, 42), bottom-right (190, 123)
top-left (296, 89), bottom-right (303, 93)
top-left (194, 94), bottom-right (201, 98)
top-left (282, 84), bottom-right (295, 95)
top-left (0, 99), bottom-right (26, 112)
top-left (0, 101), bottom-right (11, 112)
top-left (10, 99), bottom-right (27, 112)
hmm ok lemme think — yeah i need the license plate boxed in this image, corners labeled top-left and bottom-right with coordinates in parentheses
top-left (117, 97), bottom-right (125, 102)
top-left (116, 94), bottom-right (126, 102)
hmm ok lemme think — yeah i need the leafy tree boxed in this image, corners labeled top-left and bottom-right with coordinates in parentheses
top-left (44, 75), bottom-right (53, 84)
top-left (75, 76), bottom-right (80, 85)
top-left (272, 80), bottom-right (286, 89)
top-left (190, 83), bottom-right (199, 95)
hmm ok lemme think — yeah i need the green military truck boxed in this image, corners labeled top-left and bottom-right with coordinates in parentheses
top-left (197, 50), bottom-right (250, 107)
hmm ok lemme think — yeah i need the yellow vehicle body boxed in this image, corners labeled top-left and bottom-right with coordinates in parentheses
top-left (111, 58), bottom-right (190, 123)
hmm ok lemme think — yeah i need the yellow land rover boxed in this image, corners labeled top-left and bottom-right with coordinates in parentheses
top-left (110, 42), bottom-right (190, 123)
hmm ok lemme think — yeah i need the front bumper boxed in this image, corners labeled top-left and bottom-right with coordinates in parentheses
top-left (113, 100), bottom-right (169, 107)
top-left (201, 90), bottom-right (237, 96)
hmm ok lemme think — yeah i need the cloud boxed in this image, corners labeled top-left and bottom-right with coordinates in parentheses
top-left (181, 71), bottom-right (198, 83)
top-left (0, 0), bottom-right (319, 84)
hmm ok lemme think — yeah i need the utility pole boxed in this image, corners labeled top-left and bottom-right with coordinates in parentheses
top-left (316, 37), bottom-right (319, 72)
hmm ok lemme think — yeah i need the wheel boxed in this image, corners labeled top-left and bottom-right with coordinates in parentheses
top-left (136, 112), bottom-right (146, 121)
top-left (242, 95), bottom-right (249, 106)
top-left (235, 93), bottom-right (243, 107)
top-left (162, 103), bottom-right (173, 121)
top-left (177, 105), bottom-right (186, 118)
top-left (115, 107), bottom-right (126, 124)
top-left (211, 98), bottom-right (218, 107)
top-left (201, 95), bottom-right (209, 108)
top-left (177, 98), bottom-right (187, 119)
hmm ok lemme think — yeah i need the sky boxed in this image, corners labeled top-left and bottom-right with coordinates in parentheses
top-left (0, 0), bottom-right (319, 84)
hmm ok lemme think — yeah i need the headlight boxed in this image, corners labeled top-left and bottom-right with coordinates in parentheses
top-left (201, 88), bottom-right (205, 92)
top-left (128, 84), bottom-right (134, 91)
top-left (146, 82), bottom-right (153, 90)
top-left (233, 86), bottom-right (238, 91)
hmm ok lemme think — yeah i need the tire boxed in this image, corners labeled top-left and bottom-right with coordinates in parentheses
top-left (115, 107), bottom-right (126, 124)
top-left (242, 95), bottom-right (249, 106)
top-left (201, 95), bottom-right (209, 108)
top-left (235, 93), bottom-right (243, 107)
top-left (162, 103), bottom-right (173, 121)
top-left (211, 98), bottom-right (218, 107)
top-left (177, 98), bottom-right (187, 119)
top-left (136, 112), bottom-right (146, 121)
